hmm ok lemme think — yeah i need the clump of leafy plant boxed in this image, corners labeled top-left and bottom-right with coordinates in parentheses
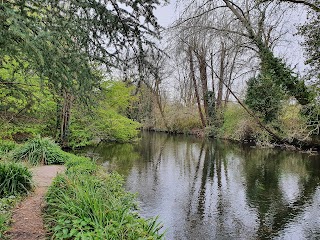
top-left (45, 155), bottom-right (164, 239)
top-left (11, 136), bottom-right (66, 165)
top-left (0, 140), bottom-right (17, 160)
top-left (0, 196), bottom-right (20, 239)
top-left (64, 154), bottom-right (98, 175)
top-left (0, 162), bottom-right (33, 197)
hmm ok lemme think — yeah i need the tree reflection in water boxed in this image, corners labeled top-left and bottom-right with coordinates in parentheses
top-left (87, 132), bottom-right (320, 240)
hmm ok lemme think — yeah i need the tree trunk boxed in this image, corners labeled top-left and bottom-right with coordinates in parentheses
top-left (60, 89), bottom-right (73, 147)
top-left (224, 50), bottom-right (238, 108)
top-left (188, 46), bottom-right (206, 128)
top-left (197, 47), bottom-right (209, 124)
top-left (217, 42), bottom-right (226, 110)
top-left (154, 80), bottom-right (169, 129)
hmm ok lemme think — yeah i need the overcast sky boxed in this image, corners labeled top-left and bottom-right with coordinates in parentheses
top-left (153, 1), bottom-right (308, 75)
top-left (154, 1), bottom-right (177, 27)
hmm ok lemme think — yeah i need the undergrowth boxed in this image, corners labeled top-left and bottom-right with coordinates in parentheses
top-left (0, 196), bottom-right (21, 239)
top-left (11, 136), bottom-right (66, 165)
top-left (0, 161), bottom-right (32, 239)
top-left (45, 154), bottom-right (164, 239)
top-left (0, 162), bottom-right (33, 197)
top-left (0, 140), bottom-right (16, 160)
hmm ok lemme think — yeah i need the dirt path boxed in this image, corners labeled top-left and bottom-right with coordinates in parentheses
top-left (7, 165), bottom-right (65, 240)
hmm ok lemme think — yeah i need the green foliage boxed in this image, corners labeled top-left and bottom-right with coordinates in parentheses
top-left (1, 0), bottom-right (163, 147)
top-left (93, 108), bottom-right (141, 142)
top-left (245, 73), bottom-right (284, 123)
top-left (93, 81), bottom-right (140, 142)
top-left (45, 155), bottom-right (164, 239)
top-left (0, 56), bottom-right (58, 141)
top-left (259, 47), bottom-right (312, 106)
top-left (1, 0), bottom-right (163, 102)
top-left (0, 195), bottom-right (20, 239)
top-left (102, 81), bottom-right (137, 114)
top-left (219, 104), bottom-right (257, 141)
top-left (278, 102), bottom-right (309, 141)
top-left (64, 154), bottom-right (98, 175)
top-left (11, 136), bottom-right (66, 165)
top-left (68, 118), bottom-right (94, 149)
top-left (68, 80), bottom-right (141, 148)
top-left (0, 162), bottom-right (33, 198)
top-left (0, 140), bottom-right (16, 159)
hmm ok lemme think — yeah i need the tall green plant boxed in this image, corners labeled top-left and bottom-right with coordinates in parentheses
top-left (45, 156), bottom-right (164, 239)
top-left (245, 73), bottom-right (284, 123)
top-left (11, 136), bottom-right (66, 165)
top-left (0, 162), bottom-right (33, 197)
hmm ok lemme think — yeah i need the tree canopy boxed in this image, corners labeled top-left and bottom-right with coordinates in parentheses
top-left (0, 0), bottom-right (164, 97)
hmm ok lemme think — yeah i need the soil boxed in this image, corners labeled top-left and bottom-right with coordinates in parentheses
top-left (7, 165), bottom-right (65, 240)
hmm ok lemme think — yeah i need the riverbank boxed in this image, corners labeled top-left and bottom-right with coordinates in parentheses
top-left (143, 103), bottom-right (320, 152)
top-left (0, 138), bottom-right (164, 239)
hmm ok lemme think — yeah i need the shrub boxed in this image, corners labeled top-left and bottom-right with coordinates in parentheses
top-left (0, 140), bottom-right (17, 159)
top-left (0, 162), bottom-right (33, 197)
top-left (279, 102), bottom-right (309, 141)
top-left (220, 104), bottom-right (258, 141)
top-left (11, 136), bottom-right (66, 165)
top-left (64, 154), bottom-right (98, 175)
top-left (245, 73), bottom-right (284, 123)
top-left (45, 155), bottom-right (164, 239)
top-left (152, 104), bottom-right (202, 133)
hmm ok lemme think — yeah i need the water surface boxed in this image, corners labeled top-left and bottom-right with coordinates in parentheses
top-left (87, 132), bottom-right (320, 240)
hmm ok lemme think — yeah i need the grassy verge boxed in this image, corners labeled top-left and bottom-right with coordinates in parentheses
top-left (0, 195), bottom-right (21, 239)
top-left (0, 157), bottom-right (33, 239)
top-left (44, 154), bottom-right (164, 239)
top-left (11, 136), bottom-right (66, 165)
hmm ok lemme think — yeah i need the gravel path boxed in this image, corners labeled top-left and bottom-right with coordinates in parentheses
top-left (7, 165), bottom-right (65, 240)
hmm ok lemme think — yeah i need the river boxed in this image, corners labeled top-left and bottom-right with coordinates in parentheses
top-left (85, 132), bottom-right (320, 240)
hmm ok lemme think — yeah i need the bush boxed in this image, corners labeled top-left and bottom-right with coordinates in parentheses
top-left (45, 155), bottom-right (164, 239)
top-left (245, 73), bottom-right (284, 123)
top-left (0, 140), bottom-right (17, 159)
top-left (279, 102), bottom-right (309, 141)
top-left (11, 136), bottom-right (66, 165)
top-left (149, 104), bottom-right (202, 133)
top-left (64, 154), bottom-right (98, 175)
top-left (220, 104), bottom-right (258, 141)
top-left (0, 162), bottom-right (33, 197)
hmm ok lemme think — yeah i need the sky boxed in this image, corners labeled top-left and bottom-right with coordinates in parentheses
top-left (154, 1), bottom-right (177, 27)
top-left (154, 1), bottom-right (309, 75)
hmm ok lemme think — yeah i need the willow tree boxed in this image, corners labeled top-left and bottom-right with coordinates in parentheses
top-left (0, 0), bottom-right (165, 145)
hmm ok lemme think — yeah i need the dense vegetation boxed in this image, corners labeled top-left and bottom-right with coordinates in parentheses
top-left (45, 155), bottom-right (164, 239)
top-left (0, 141), bottom-right (33, 238)
top-left (0, 0), bottom-right (163, 147)
top-left (0, 138), bottom-right (164, 239)
top-left (1, 0), bottom-right (319, 148)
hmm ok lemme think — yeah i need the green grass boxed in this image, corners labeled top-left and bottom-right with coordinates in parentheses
top-left (219, 103), bottom-right (258, 141)
top-left (0, 162), bottom-right (33, 198)
top-left (45, 155), bottom-right (164, 239)
top-left (0, 196), bottom-right (20, 239)
top-left (0, 140), bottom-right (17, 160)
top-left (11, 136), bottom-right (66, 165)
